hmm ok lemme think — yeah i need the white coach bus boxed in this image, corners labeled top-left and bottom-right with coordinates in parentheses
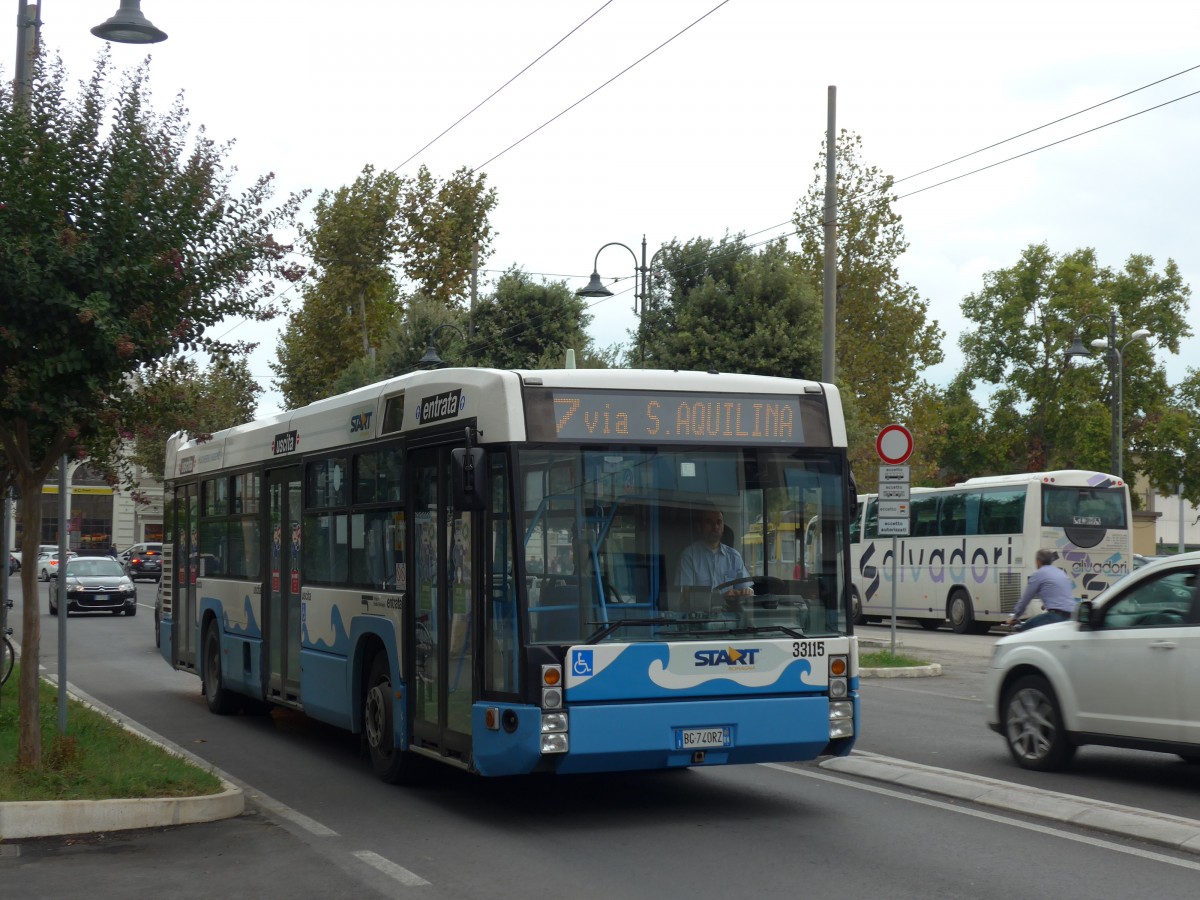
top-left (850, 470), bottom-right (1132, 634)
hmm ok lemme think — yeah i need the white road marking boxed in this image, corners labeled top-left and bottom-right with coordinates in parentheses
top-left (353, 850), bottom-right (432, 887)
top-left (246, 791), bottom-right (339, 837)
top-left (762, 763), bottom-right (1200, 872)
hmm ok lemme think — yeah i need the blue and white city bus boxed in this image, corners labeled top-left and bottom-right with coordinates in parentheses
top-left (850, 470), bottom-right (1133, 634)
top-left (159, 367), bottom-right (858, 781)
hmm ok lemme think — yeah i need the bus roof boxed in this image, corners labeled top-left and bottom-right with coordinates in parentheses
top-left (956, 470), bottom-right (1122, 488)
top-left (165, 367), bottom-right (844, 480)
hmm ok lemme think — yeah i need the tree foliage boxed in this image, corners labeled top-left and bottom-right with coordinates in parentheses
top-left (274, 165), bottom-right (405, 409)
top-left (124, 355), bottom-right (262, 479)
top-left (638, 236), bottom-right (821, 376)
top-left (274, 165), bottom-right (498, 408)
top-left (958, 243), bottom-right (1190, 479)
top-left (0, 52), bottom-right (303, 767)
top-left (794, 130), bottom-right (944, 436)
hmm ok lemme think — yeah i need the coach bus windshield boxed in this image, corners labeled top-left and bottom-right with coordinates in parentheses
top-left (518, 446), bottom-right (849, 645)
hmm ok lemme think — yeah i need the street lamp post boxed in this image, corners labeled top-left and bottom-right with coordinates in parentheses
top-left (1064, 311), bottom-right (1152, 479)
top-left (576, 236), bottom-right (665, 368)
top-left (418, 323), bottom-right (466, 369)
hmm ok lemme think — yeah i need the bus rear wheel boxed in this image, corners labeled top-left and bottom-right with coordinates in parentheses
top-left (203, 621), bottom-right (239, 715)
top-left (364, 652), bottom-right (414, 784)
top-left (850, 588), bottom-right (866, 626)
top-left (947, 588), bottom-right (987, 635)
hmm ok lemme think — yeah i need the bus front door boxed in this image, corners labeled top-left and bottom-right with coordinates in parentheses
top-left (266, 466), bottom-right (302, 706)
top-left (411, 443), bottom-right (476, 765)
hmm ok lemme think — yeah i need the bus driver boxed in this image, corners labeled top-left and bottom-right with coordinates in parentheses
top-left (675, 505), bottom-right (754, 604)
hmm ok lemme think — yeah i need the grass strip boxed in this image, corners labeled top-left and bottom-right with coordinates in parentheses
top-left (860, 649), bottom-right (930, 668)
top-left (0, 661), bottom-right (223, 802)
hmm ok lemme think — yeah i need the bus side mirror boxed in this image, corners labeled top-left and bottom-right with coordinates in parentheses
top-left (451, 447), bottom-right (488, 512)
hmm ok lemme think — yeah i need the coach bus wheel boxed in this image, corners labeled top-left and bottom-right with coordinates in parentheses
top-left (203, 621), bottom-right (239, 715)
top-left (364, 652), bottom-right (413, 784)
top-left (947, 588), bottom-right (977, 635)
top-left (850, 589), bottom-right (866, 626)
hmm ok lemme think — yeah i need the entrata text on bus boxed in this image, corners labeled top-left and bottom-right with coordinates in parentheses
top-left (850, 471), bottom-right (1131, 634)
top-left (158, 368), bottom-right (859, 781)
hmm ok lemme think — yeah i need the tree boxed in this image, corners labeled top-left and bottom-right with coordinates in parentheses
top-left (274, 165), bottom-right (405, 409)
top-left (793, 130), bottom-right (944, 435)
top-left (274, 164), bottom-right (498, 408)
top-left (638, 236), bottom-right (822, 376)
top-left (125, 355), bottom-right (262, 480)
top-left (958, 244), bottom-right (1190, 478)
top-left (0, 52), bottom-right (303, 767)
top-left (465, 269), bottom-right (606, 369)
top-left (397, 165), bottom-right (497, 309)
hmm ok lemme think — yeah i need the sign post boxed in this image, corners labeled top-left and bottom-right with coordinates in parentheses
top-left (876, 425), bottom-right (913, 654)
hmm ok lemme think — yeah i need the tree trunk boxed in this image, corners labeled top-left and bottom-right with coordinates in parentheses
top-left (16, 469), bottom-right (44, 767)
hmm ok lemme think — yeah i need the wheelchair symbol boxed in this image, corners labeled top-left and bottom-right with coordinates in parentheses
top-left (572, 650), bottom-right (593, 677)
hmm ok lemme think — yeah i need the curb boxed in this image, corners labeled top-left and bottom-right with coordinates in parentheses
top-left (859, 663), bottom-right (942, 678)
top-left (821, 753), bottom-right (1200, 855)
top-left (0, 678), bottom-right (244, 840)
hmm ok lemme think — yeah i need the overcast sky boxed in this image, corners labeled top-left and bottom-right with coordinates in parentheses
top-left (27, 1), bottom-right (1200, 418)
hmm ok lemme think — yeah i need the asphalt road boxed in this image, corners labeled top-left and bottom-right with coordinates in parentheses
top-left (3, 576), bottom-right (1200, 899)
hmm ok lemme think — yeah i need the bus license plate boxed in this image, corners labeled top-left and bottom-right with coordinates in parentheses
top-left (675, 727), bottom-right (732, 750)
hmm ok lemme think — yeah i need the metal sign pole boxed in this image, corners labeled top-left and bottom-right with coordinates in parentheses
top-left (890, 536), bottom-right (898, 655)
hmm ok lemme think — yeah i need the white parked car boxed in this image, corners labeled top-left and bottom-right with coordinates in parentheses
top-left (986, 552), bottom-right (1200, 770)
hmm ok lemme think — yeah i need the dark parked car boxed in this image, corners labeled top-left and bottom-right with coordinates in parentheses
top-left (120, 542), bottom-right (163, 582)
top-left (49, 556), bottom-right (138, 616)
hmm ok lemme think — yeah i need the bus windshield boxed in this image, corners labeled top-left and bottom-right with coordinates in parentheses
top-left (1041, 484), bottom-right (1128, 529)
top-left (518, 446), bottom-right (848, 644)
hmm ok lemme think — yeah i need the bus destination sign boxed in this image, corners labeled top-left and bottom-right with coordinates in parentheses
top-left (528, 388), bottom-right (827, 445)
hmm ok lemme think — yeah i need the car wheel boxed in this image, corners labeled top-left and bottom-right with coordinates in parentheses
top-left (126, 603), bottom-right (137, 617)
top-left (39, 568), bottom-right (48, 582)
top-left (1001, 674), bottom-right (1076, 771)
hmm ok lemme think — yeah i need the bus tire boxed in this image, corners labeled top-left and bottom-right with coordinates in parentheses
top-left (850, 588), bottom-right (866, 626)
top-left (203, 621), bottom-right (239, 715)
top-left (1001, 675), bottom-right (1075, 771)
top-left (364, 652), bottom-right (414, 784)
top-left (947, 588), bottom-right (977, 635)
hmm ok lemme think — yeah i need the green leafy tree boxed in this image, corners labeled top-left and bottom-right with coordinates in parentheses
top-left (125, 355), bottom-right (262, 480)
top-left (274, 164), bottom-right (498, 408)
top-left (793, 130), bottom-right (944, 441)
top-left (465, 269), bottom-right (605, 369)
top-left (0, 52), bottom-right (303, 767)
top-left (274, 165), bottom-right (405, 409)
top-left (958, 244), bottom-right (1190, 477)
top-left (398, 165), bottom-right (497, 309)
top-left (639, 236), bottom-right (822, 376)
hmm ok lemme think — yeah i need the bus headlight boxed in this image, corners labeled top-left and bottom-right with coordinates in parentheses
top-left (829, 700), bottom-right (855, 739)
top-left (541, 712), bottom-right (569, 754)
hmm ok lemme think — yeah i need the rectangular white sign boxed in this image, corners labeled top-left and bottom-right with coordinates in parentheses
top-left (878, 500), bottom-right (909, 518)
top-left (877, 517), bottom-right (910, 536)
top-left (879, 482), bottom-right (910, 500)
top-left (879, 465), bottom-right (910, 483)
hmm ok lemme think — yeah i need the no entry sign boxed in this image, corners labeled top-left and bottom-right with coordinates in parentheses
top-left (876, 424), bottom-right (914, 466)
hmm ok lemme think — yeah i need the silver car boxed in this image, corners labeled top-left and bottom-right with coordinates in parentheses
top-left (48, 556), bottom-right (138, 616)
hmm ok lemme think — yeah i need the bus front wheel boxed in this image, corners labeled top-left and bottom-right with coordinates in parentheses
top-left (364, 652), bottom-right (414, 784)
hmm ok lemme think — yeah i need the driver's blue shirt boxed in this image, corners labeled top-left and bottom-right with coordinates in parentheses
top-left (675, 541), bottom-right (752, 592)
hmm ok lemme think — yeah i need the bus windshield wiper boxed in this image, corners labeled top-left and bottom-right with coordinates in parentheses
top-left (585, 618), bottom-right (685, 644)
top-left (585, 619), bottom-right (805, 643)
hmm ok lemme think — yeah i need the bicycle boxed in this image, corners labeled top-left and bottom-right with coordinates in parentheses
top-left (2, 598), bottom-right (13, 686)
